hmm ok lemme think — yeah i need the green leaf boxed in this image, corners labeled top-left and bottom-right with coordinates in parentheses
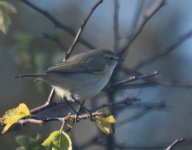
top-left (16, 134), bottom-right (47, 150)
top-left (42, 130), bottom-right (72, 150)
top-left (0, 1), bottom-right (16, 34)
top-left (0, 103), bottom-right (31, 133)
top-left (12, 32), bottom-right (33, 68)
top-left (96, 115), bottom-right (116, 134)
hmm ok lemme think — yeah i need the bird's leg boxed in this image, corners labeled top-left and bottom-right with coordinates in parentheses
top-left (72, 97), bottom-right (94, 121)
top-left (75, 100), bottom-right (85, 122)
top-left (63, 97), bottom-right (78, 114)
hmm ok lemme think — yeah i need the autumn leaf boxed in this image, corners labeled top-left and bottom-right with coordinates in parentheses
top-left (42, 130), bottom-right (72, 150)
top-left (96, 115), bottom-right (116, 134)
top-left (0, 103), bottom-right (31, 133)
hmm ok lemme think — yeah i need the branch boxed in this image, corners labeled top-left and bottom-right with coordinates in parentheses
top-left (19, 0), bottom-right (95, 49)
top-left (134, 30), bottom-right (192, 69)
top-left (165, 138), bottom-right (185, 150)
top-left (117, 101), bottom-right (167, 127)
top-left (119, 0), bottom-right (166, 56)
top-left (30, 88), bottom-right (55, 114)
top-left (113, 0), bottom-right (120, 52)
top-left (0, 98), bottom-right (166, 134)
top-left (148, 78), bottom-right (192, 89)
top-left (111, 138), bottom-right (184, 150)
top-left (126, 0), bottom-right (144, 40)
top-left (64, 0), bottom-right (103, 61)
top-left (18, 111), bottom-right (103, 126)
top-left (93, 97), bottom-right (140, 111)
top-left (120, 67), bottom-right (192, 89)
top-left (106, 71), bottom-right (158, 90)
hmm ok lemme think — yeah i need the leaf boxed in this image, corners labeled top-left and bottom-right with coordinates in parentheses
top-left (0, 1), bottom-right (16, 34)
top-left (96, 115), bottom-right (116, 134)
top-left (42, 130), bottom-right (72, 150)
top-left (0, 103), bottom-right (31, 133)
top-left (12, 32), bottom-right (33, 68)
top-left (0, 1), bottom-right (17, 13)
top-left (0, 9), bottom-right (10, 34)
top-left (16, 134), bottom-right (47, 150)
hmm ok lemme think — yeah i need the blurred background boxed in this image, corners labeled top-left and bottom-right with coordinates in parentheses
top-left (1, 0), bottom-right (192, 149)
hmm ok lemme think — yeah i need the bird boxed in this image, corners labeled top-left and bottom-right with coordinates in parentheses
top-left (16, 49), bottom-right (119, 102)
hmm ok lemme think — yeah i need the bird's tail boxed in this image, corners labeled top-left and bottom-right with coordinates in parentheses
top-left (15, 73), bottom-right (45, 79)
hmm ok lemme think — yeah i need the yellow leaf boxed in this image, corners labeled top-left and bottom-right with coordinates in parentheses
top-left (0, 9), bottom-right (10, 34)
top-left (96, 115), bottom-right (116, 134)
top-left (42, 130), bottom-right (72, 150)
top-left (0, 1), bottom-right (17, 13)
top-left (105, 115), bottom-right (116, 123)
top-left (0, 1), bottom-right (16, 34)
top-left (0, 103), bottom-right (31, 133)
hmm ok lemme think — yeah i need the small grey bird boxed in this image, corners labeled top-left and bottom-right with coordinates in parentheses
top-left (16, 49), bottom-right (119, 102)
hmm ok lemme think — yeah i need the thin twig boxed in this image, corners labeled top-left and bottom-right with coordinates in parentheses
top-left (93, 97), bottom-right (140, 111)
top-left (126, 0), bottom-right (144, 40)
top-left (165, 138), bottom-right (185, 150)
top-left (19, 0), bottom-right (95, 49)
top-left (121, 67), bottom-right (192, 89)
top-left (134, 30), bottom-right (192, 69)
top-left (119, 0), bottom-right (166, 56)
top-left (30, 88), bottom-right (55, 114)
top-left (106, 71), bottom-right (158, 90)
top-left (113, 0), bottom-right (120, 52)
top-left (117, 101), bottom-right (167, 127)
top-left (64, 0), bottom-right (103, 61)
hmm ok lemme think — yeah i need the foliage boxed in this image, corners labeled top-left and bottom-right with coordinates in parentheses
top-left (42, 130), bottom-right (72, 150)
top-left (96, 115), bottom-right (116, 134)
top-left (16, 134), bottom-right (48, 150)
top-left (0, 103), bottom-right (31, 133)
top-left (0, 1), bottom-right (16, 34)
top-left (12, 32), bottom-right (34, 69)
top-left (0, 102), bottom-right (116, 149)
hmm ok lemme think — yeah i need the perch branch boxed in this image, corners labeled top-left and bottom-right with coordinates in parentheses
top-left (0, 98), bottom-right (166, 133)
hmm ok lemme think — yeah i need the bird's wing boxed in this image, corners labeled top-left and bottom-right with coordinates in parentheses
top-left (47, 58), bottom-right (105, 74)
